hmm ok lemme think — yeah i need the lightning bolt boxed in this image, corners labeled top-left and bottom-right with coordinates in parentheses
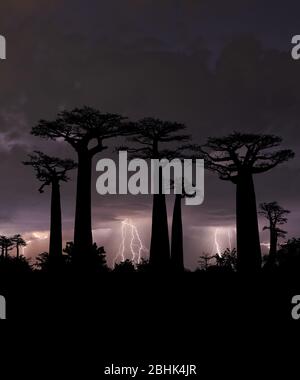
top-left (212, 227), bottom-right (235, 257)
top-left (22, 240), bottom-right (32, 256)
top-left (117, 221), bottom-right (127, 263)
top-left (214, 228), bottom-right (222, 257)
top-left (227, 229), bottom-right (232, 251)
top-left (114, 219), bottom-right (148, 266)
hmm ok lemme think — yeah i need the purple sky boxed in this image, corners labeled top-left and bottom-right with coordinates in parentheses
top-left (0, 0), bottom-right (300, 269)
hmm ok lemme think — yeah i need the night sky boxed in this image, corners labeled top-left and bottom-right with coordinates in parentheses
top-left (0, 0), bottom-right (300, 269)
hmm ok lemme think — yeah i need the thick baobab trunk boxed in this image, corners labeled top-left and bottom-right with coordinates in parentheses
top-left (236, 173), bottom-right (262, 272)
top-left (16, 245), bottom-right (19, 259)
top-left (269, 230), bottom-right (278, 257)
top-left (74, 152), bottom-right (93, 259)
top-left (150, 194), bottom-right (170, 270)
top-left (171, 194), bottom-right (184, 272)
top-left (149, 168), bottom-right (170, 270)
top-left (49, 179), bottom-right (63, 260)
top-left (264, 229), bottom-right (278, 269)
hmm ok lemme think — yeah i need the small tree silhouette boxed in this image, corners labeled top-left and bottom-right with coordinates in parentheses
top-left (35, 252), bottom-right (51, 271)
top-left (123, 117), bottom-right (190, 271)
top-left (12, 234), bottom-right (27, 259)
top-left (0, 236), bottom-right (6, 257)
top-left (198, 254), bottom-right (215, 271)
top-left (0, 236), bottom-right (14, 258)
top-left (215, 249), bottom-right (237, 272)
top-left (31, 107), bottom-right (134, 262)
top-left (23, 152), bottom-right (76, 266)
top-left (195, 133), bottom-right (294, 272)
top-left (259, 202), bottom-right (290, 265)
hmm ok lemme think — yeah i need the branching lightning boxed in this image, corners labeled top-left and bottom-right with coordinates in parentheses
top-left (114, 219), bottom-right (148, 265)
top-left (213, 227), bottom-right (236, 257)
top-left (214, 229), bottom-right (222, 257)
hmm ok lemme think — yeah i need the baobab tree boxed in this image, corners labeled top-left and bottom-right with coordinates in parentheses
top-left (31, 107), bottom-right (133, 262)
top-left (124, 117), bottom-right (190, 271)
top-left (259, 202), bottom-right (290, 266)
top-left (12, 234), bottom-right (27, 259)
top-left (24, 151), bottom-right (76, 265)
top-left (170, 179), bottom-right (196, 272)
top-left (197, 133), bottom-right (294, 273)
top-left (171, 193), bottom-right (184, 272)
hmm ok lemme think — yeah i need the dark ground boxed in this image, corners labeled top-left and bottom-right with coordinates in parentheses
top-left (0, 273), bottom-right (298, 378)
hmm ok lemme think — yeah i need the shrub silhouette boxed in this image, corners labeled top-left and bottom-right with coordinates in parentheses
top-left (136, 258), bottom-right (151, 272)
top-left (273, 238), bottom-right (300, 273)
top-left (215, 249), bottom-right (237, 272)
top-left (198, 249), bottom-right (237, 272)
top-left (113, 259), bottom-right (136, 273)
top-left (0, 255), bottom-right (32, 274)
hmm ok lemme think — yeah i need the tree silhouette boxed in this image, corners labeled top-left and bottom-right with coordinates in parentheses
top-left (34, 252), bottom-right (52, 272)
top-left (12, 234), bottom-right (27, 259)
top-left (259, 202), bottom-right (290, 266)
top-left (0, 236), bottom-right (6, 257)
top-left (198, 254), bottom-right (215, 271)
top-left (124, 117), bottom-right (190, 271)
top-left (171, 193), bottom-right (184, 272)
top-left (0, 236), bottom-right (14, 258)
top-left (31, 107), bottom-right (133, 264)
top-left (170, 180), bottom-right (195, 272)
top-left (23, 152), bottom-right (76, 266)
top-left (196, 133), bottom-right (294, 272)
top-left (215, 249), bottom-right (237, 272)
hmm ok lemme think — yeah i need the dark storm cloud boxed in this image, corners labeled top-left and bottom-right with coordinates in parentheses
top-left (0, 0), bottom-right (300, 267)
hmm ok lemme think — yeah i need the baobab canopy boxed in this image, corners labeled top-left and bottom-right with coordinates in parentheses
top-left (200, 133), bottom-right (294, 182)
